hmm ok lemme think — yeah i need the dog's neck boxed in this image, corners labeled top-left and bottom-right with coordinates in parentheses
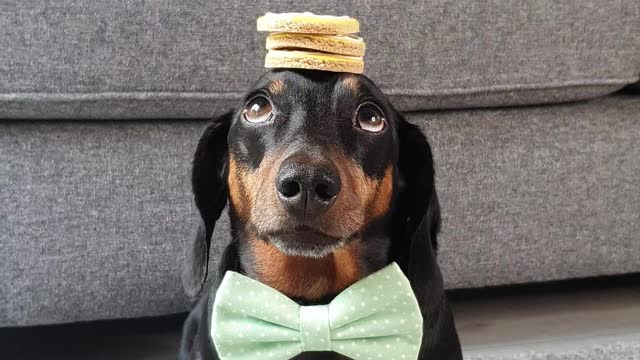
top-left (232, 226), bottom-right (389, 304)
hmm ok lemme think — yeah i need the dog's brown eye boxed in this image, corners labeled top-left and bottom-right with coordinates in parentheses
top-left (243, 97), bottom-right (273, 123)
top-left (355, 103), bottom-right (386, 132)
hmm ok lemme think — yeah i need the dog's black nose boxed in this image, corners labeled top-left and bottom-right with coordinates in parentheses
top-left (276, 154), bottom-right (341, 218)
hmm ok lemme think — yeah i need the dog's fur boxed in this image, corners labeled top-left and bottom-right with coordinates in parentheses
top-left (178, 69), bottom-right (462, 360)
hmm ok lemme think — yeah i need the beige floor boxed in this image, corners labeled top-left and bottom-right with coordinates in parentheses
top-left (452, 278), bottom-right (640, 355)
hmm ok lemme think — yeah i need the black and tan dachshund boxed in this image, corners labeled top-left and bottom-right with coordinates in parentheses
top-left (178, 69), bottom-right (463, 360)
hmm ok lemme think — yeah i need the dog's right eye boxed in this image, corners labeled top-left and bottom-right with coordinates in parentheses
top-left (243, 97), bottom-right (273, 123)
top-left (354, 103), bottom-right (386, 133)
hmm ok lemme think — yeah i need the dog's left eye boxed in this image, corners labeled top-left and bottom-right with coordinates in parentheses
top-left (243, 96), bottom-right (273, 123)
top-left (355, 103), bottom-right (386, 133)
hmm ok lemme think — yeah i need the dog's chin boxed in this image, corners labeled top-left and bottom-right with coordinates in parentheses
top-left (264, 229), bottom-right (348, 258)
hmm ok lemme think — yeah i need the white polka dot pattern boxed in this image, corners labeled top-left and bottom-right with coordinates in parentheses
top-left (210, 262), bottom-right (423, 360)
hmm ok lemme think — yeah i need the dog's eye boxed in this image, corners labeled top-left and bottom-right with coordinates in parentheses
top-left (243, 97), bottom-right (273, 123)
top-left (355, 103), bottom-right (386, 133)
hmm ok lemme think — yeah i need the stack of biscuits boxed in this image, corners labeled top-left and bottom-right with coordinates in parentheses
top-left (257, 12), bottom-right (366, 74)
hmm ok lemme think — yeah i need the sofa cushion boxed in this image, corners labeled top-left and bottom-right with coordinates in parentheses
top-left (2, 95), bottom-right (639, 326)
top-left (1, 1), bottom-right (639, 119)
top-left (422, 94), bottom-right (640, 289)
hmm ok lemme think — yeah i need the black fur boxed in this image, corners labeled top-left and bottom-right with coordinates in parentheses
top-left (181, 113), bottom-right (232, 301)
top-left (179, 70), bottom-right (462, 360)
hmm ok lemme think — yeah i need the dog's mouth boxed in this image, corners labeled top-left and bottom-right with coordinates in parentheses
top-left (263, 225), bottom-right (351, 258)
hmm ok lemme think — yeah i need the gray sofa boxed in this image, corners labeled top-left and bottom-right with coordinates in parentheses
top-left (1, 0), bottom-right (639, 329)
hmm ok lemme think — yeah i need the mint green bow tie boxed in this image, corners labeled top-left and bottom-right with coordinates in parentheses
top-left (210, 262), bottom-right (423, 360)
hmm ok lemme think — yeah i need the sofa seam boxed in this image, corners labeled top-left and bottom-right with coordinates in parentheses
top-left (0, 77), bottom-right (636, 101)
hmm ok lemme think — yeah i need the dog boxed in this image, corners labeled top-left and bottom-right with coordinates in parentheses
top-left (178, 69), bottom-right (463, 360)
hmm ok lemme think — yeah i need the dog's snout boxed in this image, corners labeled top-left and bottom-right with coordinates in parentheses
top-left (276, 154), bottom-right (341, 218)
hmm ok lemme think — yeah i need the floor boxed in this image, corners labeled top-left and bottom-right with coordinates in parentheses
top-left (450, 275), bottom-right (640, 358)
top-left (2, 274), bottom-right (639, 360)
top-left (1, 315), bottom-right (184, 360)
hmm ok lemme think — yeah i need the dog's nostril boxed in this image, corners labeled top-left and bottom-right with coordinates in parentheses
top-left (314, 181), bottom-right (339, 202)
top-left (279, 180), bottom-right (301, 198)
top-left (314, 178), bottom-right (340, 202)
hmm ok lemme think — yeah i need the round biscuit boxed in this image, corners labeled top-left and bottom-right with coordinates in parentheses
top-left (266, 33), bottom-right (366, 57)
top-left (265, 50), bottom-right (364, 74)
top-left (257, 12), bottom-right (359, 34)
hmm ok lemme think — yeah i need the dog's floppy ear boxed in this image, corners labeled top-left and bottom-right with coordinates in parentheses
top-left (392, 112), bottom-right (441, 277)
top-left (394, 114), bottom-right (463, 358)
top-left (182, 112), bottom-right (233, 302)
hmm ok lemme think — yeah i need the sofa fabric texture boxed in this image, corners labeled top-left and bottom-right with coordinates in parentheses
top-left (2, 95), bottom-right (639, 327)
top-left (1, 0), bottom-right (639, 119)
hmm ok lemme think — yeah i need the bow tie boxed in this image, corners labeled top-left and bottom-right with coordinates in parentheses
top-left (210, 262), bottom-right (423, 360)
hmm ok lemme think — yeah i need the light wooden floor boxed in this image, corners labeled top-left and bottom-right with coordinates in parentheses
top-left (451, 275), bottom-right (640, 356)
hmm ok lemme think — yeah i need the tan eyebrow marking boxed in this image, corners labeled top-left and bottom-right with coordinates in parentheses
top-left (341, 76), bottom-right (360, 94)
top-left (268, 79), bottom-right (285, 95)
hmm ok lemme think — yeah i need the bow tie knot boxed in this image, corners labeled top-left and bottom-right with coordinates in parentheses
top-left (300, 305), bottom-right (331, 352)
top-left (210, 262), bottom-right (423, 360)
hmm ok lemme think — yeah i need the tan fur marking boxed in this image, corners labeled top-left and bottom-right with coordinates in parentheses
top-left (250, 236), bottom-right (361, 300)
top-left (227, 155), bottom-right (249, 219)
top-left (366, 166), bottom-right (393, 219)
top-left (268, 79), bottom-right (285, 95)
top-left (228, 153), bottom-right (282, 221)
top-left (321, 150), bottom-right (367, 235)
top-left (327, 149), bottom-right (392, 231)
top-left (341, 75), bottom-right (360, 94)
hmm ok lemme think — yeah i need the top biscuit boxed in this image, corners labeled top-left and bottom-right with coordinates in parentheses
top-left (257, 12), bottom-right (360, 34)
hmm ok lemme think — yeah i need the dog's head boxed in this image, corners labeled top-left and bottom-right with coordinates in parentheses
top-left (184, 69), bottom-right (439, 301)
